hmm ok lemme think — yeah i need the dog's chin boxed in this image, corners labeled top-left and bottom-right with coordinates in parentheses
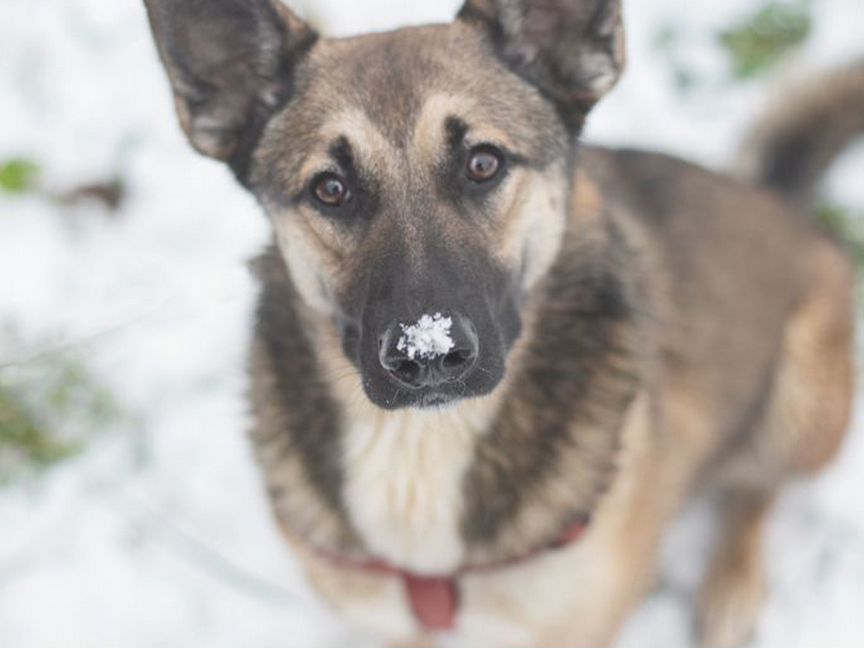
top-left (361, 375), bottom-right (502, 412)
top-left (414, 391), bottom-right (462, 412)
top-left (363, 385), bottom-right (466, 412)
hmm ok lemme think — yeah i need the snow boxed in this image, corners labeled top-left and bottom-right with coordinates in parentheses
top-left (397, 313), bottom-right (455, 361)
top-left (0, 1), bottom-right (863, 647)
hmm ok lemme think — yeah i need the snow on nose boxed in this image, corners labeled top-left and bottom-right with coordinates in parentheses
top-left (396, 313), bottom-right (455, 361)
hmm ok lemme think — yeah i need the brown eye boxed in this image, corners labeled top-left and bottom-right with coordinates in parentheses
top-left (466, 147), bottom-right (503, 183)
top-left (313, 174), bottom-right (351, 207)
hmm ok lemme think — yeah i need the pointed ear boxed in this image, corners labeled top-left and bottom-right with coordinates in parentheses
top-left (143, 0), bottom-right (317, 168)
top-left (458, 0), bottom-right (625, 126)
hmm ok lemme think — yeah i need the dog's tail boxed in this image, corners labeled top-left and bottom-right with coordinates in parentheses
top-left (739, 59), bottom-right (864, 204)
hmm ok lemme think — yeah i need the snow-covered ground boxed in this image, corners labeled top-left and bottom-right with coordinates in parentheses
top-left (1, 1), bottom-right (862, 646)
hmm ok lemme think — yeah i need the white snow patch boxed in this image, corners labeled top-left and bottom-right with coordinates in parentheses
top-left (396, 313), bottom-right (455, 360)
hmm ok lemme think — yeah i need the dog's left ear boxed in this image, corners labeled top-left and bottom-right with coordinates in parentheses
top-left (144, 0), bottom-right (317, 170)
top-left (458, 0), bottom-right (625, 126)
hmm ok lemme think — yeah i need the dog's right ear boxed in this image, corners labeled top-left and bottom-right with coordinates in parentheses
top-left (143, 0), bottom-right (317, 167)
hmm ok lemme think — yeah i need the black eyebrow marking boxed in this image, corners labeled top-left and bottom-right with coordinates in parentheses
top-left (445, 116), bottom-right (469, 152)
top-left (329, 136), bottom-right (355, 172)
top-left (444, 115), bottom-right (530, 166)
top-left (285, 137), bottom-right (356, 205)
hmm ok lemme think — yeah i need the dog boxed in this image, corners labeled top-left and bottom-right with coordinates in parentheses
top-left (143, 1), bottom-right (861, 645)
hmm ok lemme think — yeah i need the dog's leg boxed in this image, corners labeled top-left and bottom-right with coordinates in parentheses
top-left (698, 241), bottom-right (854, 648)
top-left (696, 489), bottom-right (773, 648)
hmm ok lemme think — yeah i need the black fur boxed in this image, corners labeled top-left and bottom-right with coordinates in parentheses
top-left (461, 210), bottom-right (645, 551)
top-left (251, 250), bottom-right (351, 538)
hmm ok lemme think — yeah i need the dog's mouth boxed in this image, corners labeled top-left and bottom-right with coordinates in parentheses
top-left (418, 392), bottom-right (456, 410)
top-left (389, 385), bottom-right (470, 411)
top-left (360, 360), bottom-right (504, 411)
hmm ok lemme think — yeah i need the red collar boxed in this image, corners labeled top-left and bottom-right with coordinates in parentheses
top-left (310, 519), bottom-right (588, 634)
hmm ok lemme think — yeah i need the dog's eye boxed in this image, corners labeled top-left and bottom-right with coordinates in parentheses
top-left (312, 173), bottom-right (351, 207)
top-left (466, 146), bottom-right (503, 183)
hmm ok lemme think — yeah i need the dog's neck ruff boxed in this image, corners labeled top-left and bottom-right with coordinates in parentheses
top-left (307, 518), bottom-right (589, 633)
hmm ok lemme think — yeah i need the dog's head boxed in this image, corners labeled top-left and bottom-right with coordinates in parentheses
top-left (145, 0), bottom-right (625, 409)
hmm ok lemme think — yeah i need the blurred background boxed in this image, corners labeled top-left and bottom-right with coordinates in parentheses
top-left (1, 0), bottom-right (863, 646)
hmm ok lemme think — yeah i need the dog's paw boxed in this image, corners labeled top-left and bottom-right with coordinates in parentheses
top-left (695, 562), bottom-right (766, 648)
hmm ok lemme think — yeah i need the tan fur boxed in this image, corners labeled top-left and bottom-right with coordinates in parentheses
top-left (459, 392), bottom-right (664, 647)
top-left (766, 242), bottom-right (855, 474)
top-left (715, 238), bottom-right (855, 490)
top-left (300, 109), bottom-right (395, 182)
top-left (413, 93), bottom-right (518, 160)
top-left (495, 166), bottom-right (569, 291)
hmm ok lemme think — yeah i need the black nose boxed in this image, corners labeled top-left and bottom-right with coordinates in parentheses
top-left (378, 313), bottom-right (479, 389)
